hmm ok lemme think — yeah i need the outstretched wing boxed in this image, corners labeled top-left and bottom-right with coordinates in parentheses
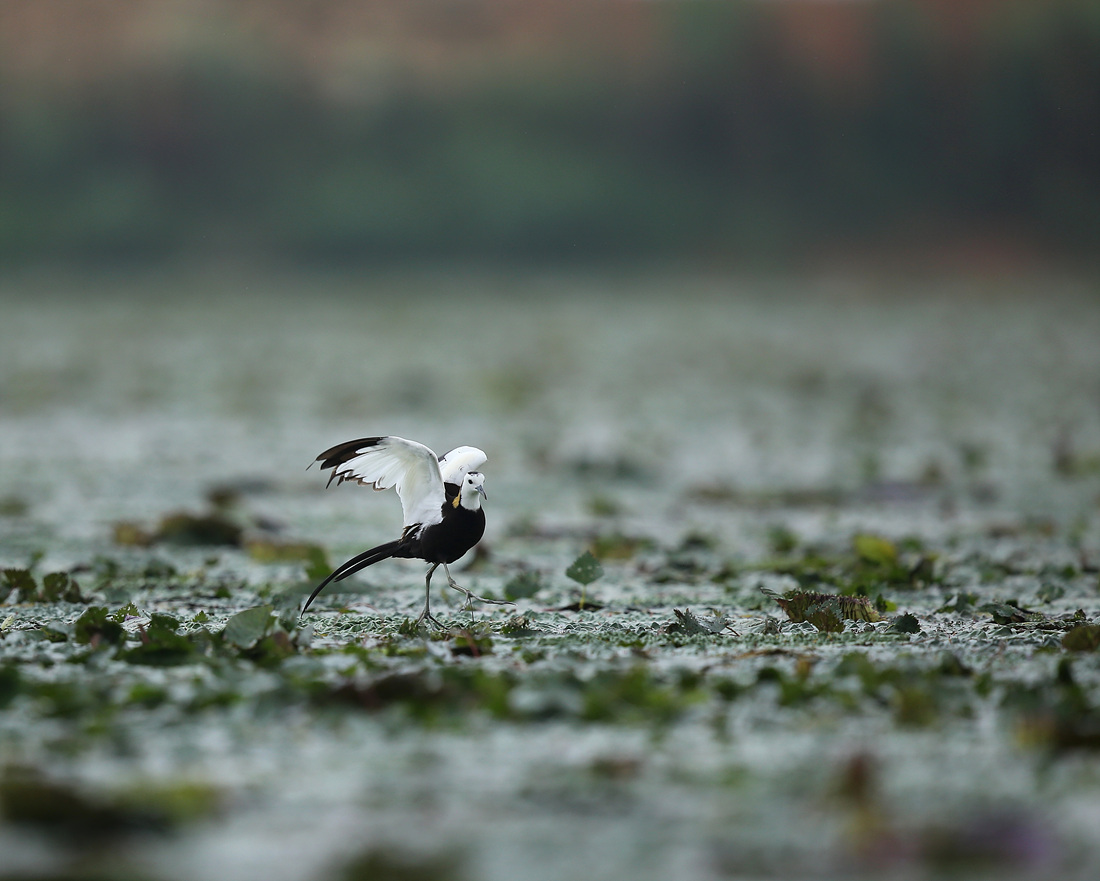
top-left (313, 436), bottom-right (445, 528)
top-left (438, 445), bottom-right (487, 485)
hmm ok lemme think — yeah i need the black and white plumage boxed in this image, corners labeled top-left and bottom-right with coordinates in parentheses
top-left (303, 436), bottom-right (508, 626)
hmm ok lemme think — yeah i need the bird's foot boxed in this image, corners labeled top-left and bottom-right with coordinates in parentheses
top-left (414, 608), bottom-right (448, 631)
top-left (446, 579), bottom-right (515, 611)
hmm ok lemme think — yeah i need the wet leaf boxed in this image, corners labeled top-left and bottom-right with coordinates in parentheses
top-left (0, 766), bottom-right (222, 837)
top-left (979, 602), bottom-right (1044, 625)
top-left (39, 572), bottom-right (84, 603)
top-left (340, 845), bottom-right (467, 881)
top-left (888, 613), bottom-right (922, 634)
top-left (73, 606), bottom-right (126, 646)
top-left (0, 664), bottom-right (21, 708)
top-left (499, 615), bottom-right (540, 636)
top-left (769, 589), bottom-right (881, 631)
top-left (112, 521), bottom-right (152, 546)
top-left (222, 604), bottom-right (275, 649)
top-left (853, 534), bottom-right (898, 568)
top-left (1, 568), bottom-right (36, 602)
top-left (110, 602), bottom-right (141, 622)
top-left (566, 551), bottom-right (604, 586)
top-left (246, 538), bottom-right (329, 568)
top-left (667, 608), bottom-right (710, 635)
top-left (874, 594), bottom-right (898, 613)
top-left (119, 614), bottom-right (199, 666)
top-left (666, 608), bottom-right (727, 636)
top-left (1036, 582), bottom-right (1065, 603)
top-left (154, 512), bottom-right (243, 547)
top-left (451, 630), bottom-right (493, 657)
top-left (503, 570), bottom-right (543, 601)
top-left (937, 591), bottom-right (979, 614)
top-left (1062, 625), bottom-right (1100, 652)
top-left (0, 495), bottom-right (29, 517)
top-left (39, 624), bottom-right (70, 643)
top-left (767, 525), bottom-right (799, 555)
top-left (590, 532), bottom-right (649, 560)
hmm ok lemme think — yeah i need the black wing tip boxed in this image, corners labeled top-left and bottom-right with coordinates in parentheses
top-left (311, 436), bottom-right (389, 485)
top-left (314, 436), bottom-right (387, 470)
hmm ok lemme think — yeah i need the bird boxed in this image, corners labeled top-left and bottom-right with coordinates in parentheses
top-left (302, 435), bottom-right (510, 627)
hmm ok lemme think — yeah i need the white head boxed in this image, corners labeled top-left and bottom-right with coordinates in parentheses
top-left (456, 471), bottom-right (487, 511)
top-left (439, 446), bottom-right (487, 486)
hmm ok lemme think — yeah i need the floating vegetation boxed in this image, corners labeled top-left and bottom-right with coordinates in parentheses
top-left (245, 538), bottom-right (329, 572)
top-left (503, 570), bottom-right (544, 602)
top-left (73, 606), bottom-right (126, 647)
top-left (4, 276), bottom-right (1100, 879)
top-left (0, 766), bottom-right (222, 838)
top-left (339, 845), bottom-right (468, 881)
top-left (113, 510), bottom-right (243, 548)
top-left (764, 588), bottom-right (881, 632)
top-left (978, 601), bottom-right (1047, 626)
top-left (1, 568), bottom-right (84, 604)
top-left (665, 608), bottom-right (729, 636)
top-left (685, 484), bottom-right (845, 508)
top-left (887, 612), bottom-right (922, 634)
top-left (1063, 625), bottom-right (1100, 652)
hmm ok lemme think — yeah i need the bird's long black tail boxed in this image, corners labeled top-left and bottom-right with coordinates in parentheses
top-left (301, 540), bottom-right (401, 614)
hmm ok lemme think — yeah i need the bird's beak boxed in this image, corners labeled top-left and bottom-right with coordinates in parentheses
top-left (476, 484), bottom-right (487, 501)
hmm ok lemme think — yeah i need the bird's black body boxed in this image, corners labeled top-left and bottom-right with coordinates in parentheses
top-left (301, 493), bottom-right (485, 614)
top-left (302, 435), bottom-right (501, 625)
top-left (417, 486), bottom-right (486, 564)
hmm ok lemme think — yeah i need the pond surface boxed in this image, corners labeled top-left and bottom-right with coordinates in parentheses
top-left (2, 269), bottom-right (1100, 880)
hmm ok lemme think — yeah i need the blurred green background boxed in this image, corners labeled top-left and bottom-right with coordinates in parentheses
top-left (2, 0), bottom-right (1097, 268)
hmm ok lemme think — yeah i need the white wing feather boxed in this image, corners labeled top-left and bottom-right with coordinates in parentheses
top-left (438, 445), bottom-right (487, 484)
top-left (319, 436), bottom-right (445, 528)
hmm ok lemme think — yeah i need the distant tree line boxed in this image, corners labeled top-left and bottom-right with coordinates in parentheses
top-left (1, 1), bottom-right (1097, 264)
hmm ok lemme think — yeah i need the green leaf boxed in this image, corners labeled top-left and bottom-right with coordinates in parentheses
top-left (0, 664), bottom-right (20, 709)
top-left (1062, 624), bottom-right (1100, 652)
top-left (853, 534), bottom-right (898, 568)
top-left (888, 612), bottom-right (921, 634)
top-left (937, 591), bottom-right (978, 614)
top-left (39, 624), bottom-right (70, 643)
top-left (40, 572), bottom-right (84, 603)
top-left (770, 590), bottom-right (880, 629)
top-left (118, 614), bottom-right (197, 666)
top-left (565, 551), bottom-right (604, 587)
top-left (978, 602), bottom-right (1044, 625)
top-left (222, 605), bottom-right (275, 649)
top-left (504, 571), bottom-right (543, 601)
top-left (73, 606), bottom-right (126, 646)
top-left (666, 608), bottom-right (728, 636)
top-left (1, 568), bottom-right (36, 602)
top-left (304, 546), bottom-right (332, 582)
top-left (154, 512), bottom-right (243, 547)
top-left (110, 602), bottom-right (140, 623)
top-left (1037, 582), bottom-right (1066, 603)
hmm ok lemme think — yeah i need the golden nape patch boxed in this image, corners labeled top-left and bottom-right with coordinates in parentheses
top-left (452, 493), bottom-right (461, 508)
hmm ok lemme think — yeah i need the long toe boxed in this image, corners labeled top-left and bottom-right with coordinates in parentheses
top-left (466, 590), bottom-right (515, 609)
top-left (415, 610), bottom-right (448, 631)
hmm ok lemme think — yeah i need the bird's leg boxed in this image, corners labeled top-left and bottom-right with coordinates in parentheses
top-left (415, 563), bottom-right (446, 629)
top-left (443, 563), bottom-right (515, 611)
